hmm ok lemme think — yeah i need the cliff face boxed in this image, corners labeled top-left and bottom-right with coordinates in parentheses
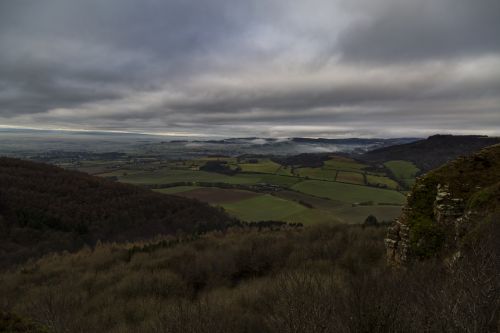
top-left (386, 144), bottom-right (500, 265)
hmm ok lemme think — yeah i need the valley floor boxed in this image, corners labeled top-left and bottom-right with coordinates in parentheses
top-left (78, 154), bottom-right (413, 224)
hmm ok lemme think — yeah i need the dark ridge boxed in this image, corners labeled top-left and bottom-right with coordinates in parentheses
top-left (0, 157), bottom-right (235, 267)
top-left (272, 153), bottom-right (332, 168)
top-left (291, 137), bottom-right (419, 145)
top-left (360, 134), bottom-right (500, 172)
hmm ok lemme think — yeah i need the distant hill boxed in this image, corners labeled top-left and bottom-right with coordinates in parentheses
top-left (291, 137), bottom-right (419, 146)
top-left (271, 153), bottom-right (332, 168)
top-left (386, 144), bottom-right (500, 264)
top-left (0, 157), bottom-right (234, 267)
top-left (360, 135), bottom-right (500, 172)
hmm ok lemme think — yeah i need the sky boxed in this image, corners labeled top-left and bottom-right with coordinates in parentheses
top-left (0, 0), bottom-right (499, 138)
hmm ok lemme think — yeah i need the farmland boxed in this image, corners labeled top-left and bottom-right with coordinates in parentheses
top-left (154, 186), bottom-right (201, 194)
top-left (323, 156), bottom-right (368, 171)
top-left (384, 160), bottom-right (420, 187)
top-left (366, 174), bottom-right (399, 189)
top-left (222, 194), bottom-right (307, 221)
top-left (291, 180), bottom-right (405, 204)
top-left (238, 159), bottom-right (282, 173)
top-left (163, 187), bottom-right (261, 204)
top-left (109, 169), bottom-right (258, 185)
top-left (81, 153), bottom-right (412, 224)
top-left (336, 171), bottom-right (365, 185)
top-left (295, 167), bottom-right (337, 181)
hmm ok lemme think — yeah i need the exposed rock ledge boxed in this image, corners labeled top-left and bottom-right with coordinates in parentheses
top-left (385, 144), bottom-right (500, 265)
top-left (385, 184), bottom-right (465, 265)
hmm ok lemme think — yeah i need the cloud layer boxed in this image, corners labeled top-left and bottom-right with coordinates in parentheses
top-left (0, 0), bottom-right (499, 137)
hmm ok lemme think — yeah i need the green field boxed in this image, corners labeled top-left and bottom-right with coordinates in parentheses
top-left (166, 187), bottom-right (261, 204)
top-left (88, 154), bottom-right (411, 225)
top-left (336, 171), bottom-right (365, 185)
top-left (194, 156), bottom-right (237, 163)
top-left (327, 205), bottom-right (402, 224)
top-left (275, 165), bottom-right (294, 176)
top-left (154, 186), bottom-right (201, 194)
top-left (384, 160), bottom-right (419, 187)
top-left (240, 173), bottom-right (302, 187)
top-left (156, 186), bottom-right (324, 223)
top-left (221, 194), bottom-right (307, 222)
top-left (231, 197), bottom-right (392, 225)
top-left (280, 204), bottom-right (401, 224)
top-left (384, 160), bottom-right (419, 178)
top-left (273, 190), bottom-right (402, 224)
top-left (116, 169), bottom-right (259, 185)
top-left (366, 175), bottom-right (399, 189)
top-left (292, 180), bottom-right (405, 204)
top-left (323, 156), bottom-right (368, 172)
top-left (99, 168), bottom-right (148, 177)
top-left (115, 168), bottom-right (303, 188)
top-left (238, 159), bottom-right (281, 173)
top-left (295, 167), bottom-right (338, 181)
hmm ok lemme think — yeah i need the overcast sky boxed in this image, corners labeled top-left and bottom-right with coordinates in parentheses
top-left (0, 0), bottom-right (499, 138)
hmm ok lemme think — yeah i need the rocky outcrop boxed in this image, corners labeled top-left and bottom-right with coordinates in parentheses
top-left (385, 144), bottom-right (500, 265)
top-left (386, 184), bottom-right (466, 265)
top-left (385, 208), bottom-right (410, 265)
top-left (433, 184), bottom-right (464, 226)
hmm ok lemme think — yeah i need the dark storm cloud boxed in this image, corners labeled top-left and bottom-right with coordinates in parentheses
top-left (0, 0), bottom-right (251, 115)
top-left (0, 0), bottom-right (498, 137)
top-left (338, 0), bottom-right (500, 62)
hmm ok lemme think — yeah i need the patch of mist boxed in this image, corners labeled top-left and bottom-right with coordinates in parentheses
top-left (249, 138), bottom-right (268, 145)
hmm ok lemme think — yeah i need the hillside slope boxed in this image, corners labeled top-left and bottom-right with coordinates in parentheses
top-left (386, 144), bottom-right (500, 264)
top-left (361, 135), bottom-right (500, 172)
top-left (0, 157), bottom-right (235, 267)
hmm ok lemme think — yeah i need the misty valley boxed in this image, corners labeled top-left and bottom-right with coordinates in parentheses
top-left (1, 0), bottom-right (499, 331)
top-left (0, 132), bottom-right (498, 332)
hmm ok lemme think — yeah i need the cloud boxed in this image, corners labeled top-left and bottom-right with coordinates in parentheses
top-left (0, 0), bottom-right (498, 137)
top-left (337, 0), bottom-right (500, 62)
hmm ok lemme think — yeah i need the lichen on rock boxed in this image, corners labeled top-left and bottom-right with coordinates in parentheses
top-left (385, 144), bottom-right (500, 265)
